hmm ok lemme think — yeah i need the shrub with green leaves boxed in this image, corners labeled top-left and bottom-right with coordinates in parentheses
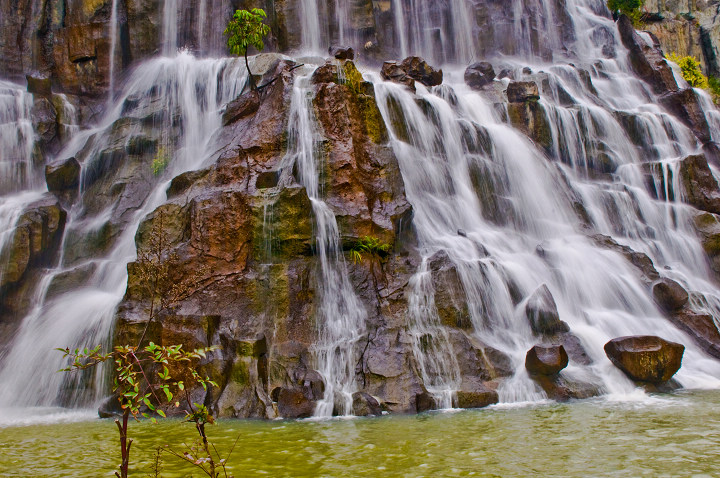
top-left (224, 8), bottom-right (271, 91)
top-left (350, 236), bottom-right (391, 263)
top-left (667, 53), bottom-right (709, 89)
top-left (608, 0), bottom-right (644, 25)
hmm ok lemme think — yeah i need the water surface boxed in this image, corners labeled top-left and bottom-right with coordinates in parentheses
top-left (2, 390), bottom-right (719, 477)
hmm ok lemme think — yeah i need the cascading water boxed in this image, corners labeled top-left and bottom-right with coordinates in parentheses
top-left (0, 81), bottom-right (36, 193)
top-left (108, 0), bottom-right (119, 103)
top-left (0, 51), bottom-right (247, 420)
top-left (371, 0), bottom-right (720, 404)
top-left (283, 70), bottom-right (367, 417)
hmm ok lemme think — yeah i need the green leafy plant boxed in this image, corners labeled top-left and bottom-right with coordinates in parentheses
top-left (608, 0), bottom-right (644, 26)
top-left (667, 53), bottom-right (709, 89)
top-left (708, 75), bottom-right (720, 103)
top-left (57, 210), bottom-right (220, 478)
top-left (152, 146), bottom-right (170, 176)
top-left (224, 8), bottom-right (271, 92)
top-left (350, 236), bottom-right (391, 264)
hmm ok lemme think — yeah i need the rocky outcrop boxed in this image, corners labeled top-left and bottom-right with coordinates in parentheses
top-left (381, 57), bottom-right (442, 90)
top-left (617, 15), bottom-right (679, 94)
top-left (604, 336), bottom-right (684, 383)
top-left (652, 278), bottom-right (689, 312)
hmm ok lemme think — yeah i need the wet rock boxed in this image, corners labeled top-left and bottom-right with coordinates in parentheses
top-left (276, 387), bottom-right (315, 419)
top-left (506, 81), bottom-right (540, 103)
top-left (679, 154), bottom-right (720, 214)
top-left (652, 278), bottom-right (689, 312)
top-left (415, 390), bottom-right (437, 413)
top-left (557, 333), bottom-right (593, 366)
top-left (525, 345), bottom-right (569, 376)
top-left (400, 56), bottom-right (443, 87)
top-left (617, 14), bottom-right (679, 94)
top-left (330, 46), bottom-right (355, 60)
top-left (97, 395), bottom-right (123, 418)
top-left (668, 311), bottom-right (720, 359)
top-left (381, 61), bottom-right (416, 91)
top-left (352, 392), bottom-right (382, 416)
top-left (429, 251), bottom-right (471, 329)
top-left (26, 74), bottom-right (52, 97)
top-left (464, 62), bottom-right (496, 90)
top-left (591, 234), bottom-right (660, 284)
top-left (222, 92), bottom-right (261, 126)
top-left (692, 212), bottom-right (720, 278)
top-left (659, 88), bottom-right (712, 143)
top-left (166, 169), bottom-right (209, 198)
top-left (455, 379), bottom-right (499, 409)
top-left (448, 329), bottom-right (514, 380)
top-left (0, 197), bottom-right (66, 288)
top-left (604, 336), bottom-right (684, 383)
top-left (532, 375), bottom-right (600, 402)
top-left (45, 157), bottom-right (80, 195)
top-left (525, 285), bottom-right (570, 336)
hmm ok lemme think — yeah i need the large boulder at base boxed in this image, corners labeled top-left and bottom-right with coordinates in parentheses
top-left (617, 14), bottom-right (679, 94)
top-left (679, 154), bottom-right (720, 214)
top-left (415, 390), bottom-right (437, 413)
top-left (276, 387), bottom-right (315, 419)
top-left (455, 379), bottom-right (499, 409)
top-left (400, 56), bottom-right (443, 87)
top-left (506, 81), bottom-right (540, 103)
top-left (464, 62), bottom-right (496, 90)
top-left (668, 311), bottom-right (720, 359)
top-left (525, 285), bottom-right (570, 336)
top-left (352, 392), bottom-right (383, 416)
top-left (532, 375), bottom-right (600, 402)
top-left (525, 345), bottom-right (569, 376)
top-left (652, 278), bottom-right (689, 312)
top-left (604, 336), bottom-right (684, 383)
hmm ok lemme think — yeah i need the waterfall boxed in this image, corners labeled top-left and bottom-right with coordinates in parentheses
top-left (284, 72), bottom-right (367, 417)
top-left (162, 0), bottom-right (178, 56)
top-left (0, 53), bottom-right (247, 416)
top-left (0, 81), bottom-right (36, 194)
top-left (108, 0), bottom-right (119, 103)
top-left (371, 0), bottom-right (720, 403)
top-left (300, 0), bottom-right (324, 54)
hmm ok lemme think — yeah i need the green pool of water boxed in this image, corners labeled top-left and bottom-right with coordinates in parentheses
top-left (2, 391), bottom-right (719, 477)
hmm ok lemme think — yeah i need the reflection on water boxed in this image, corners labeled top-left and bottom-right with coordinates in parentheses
top-left (1, 390), bottom-right (719, 477)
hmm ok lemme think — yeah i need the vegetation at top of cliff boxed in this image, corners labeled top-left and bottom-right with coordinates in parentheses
top-left (224, 8), bottom-right (271, 91)
top-left (608, 0), bottom-right (644, 26)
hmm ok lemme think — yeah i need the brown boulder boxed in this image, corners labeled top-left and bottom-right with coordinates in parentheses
top-left (532, 375), bottom-right (600, 402)
top-left (45, 157), bottom-right (81, 194)
top-left (525, 345), bottom-right (569, 376)
top-left (604, 336), bottom-right (684, 383)
top-left (652, 278), bottom-right (689, 312)
top-left (222, 92), bottom-right (260, 126)
top-left (329, 46), bottom-right (355, 60)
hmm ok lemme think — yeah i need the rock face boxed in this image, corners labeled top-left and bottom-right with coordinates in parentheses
top-left (525, 345), bottom-right (569, 376)
top-left (506, 81), bottom-right (552, 152)
top-left (604, 336), bottom-right (684, 383)
top-left (680, 154), bottom-right (720, 214)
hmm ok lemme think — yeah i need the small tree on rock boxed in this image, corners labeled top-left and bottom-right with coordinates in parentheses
top-left (224, 8), bottom-right (271, 92)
